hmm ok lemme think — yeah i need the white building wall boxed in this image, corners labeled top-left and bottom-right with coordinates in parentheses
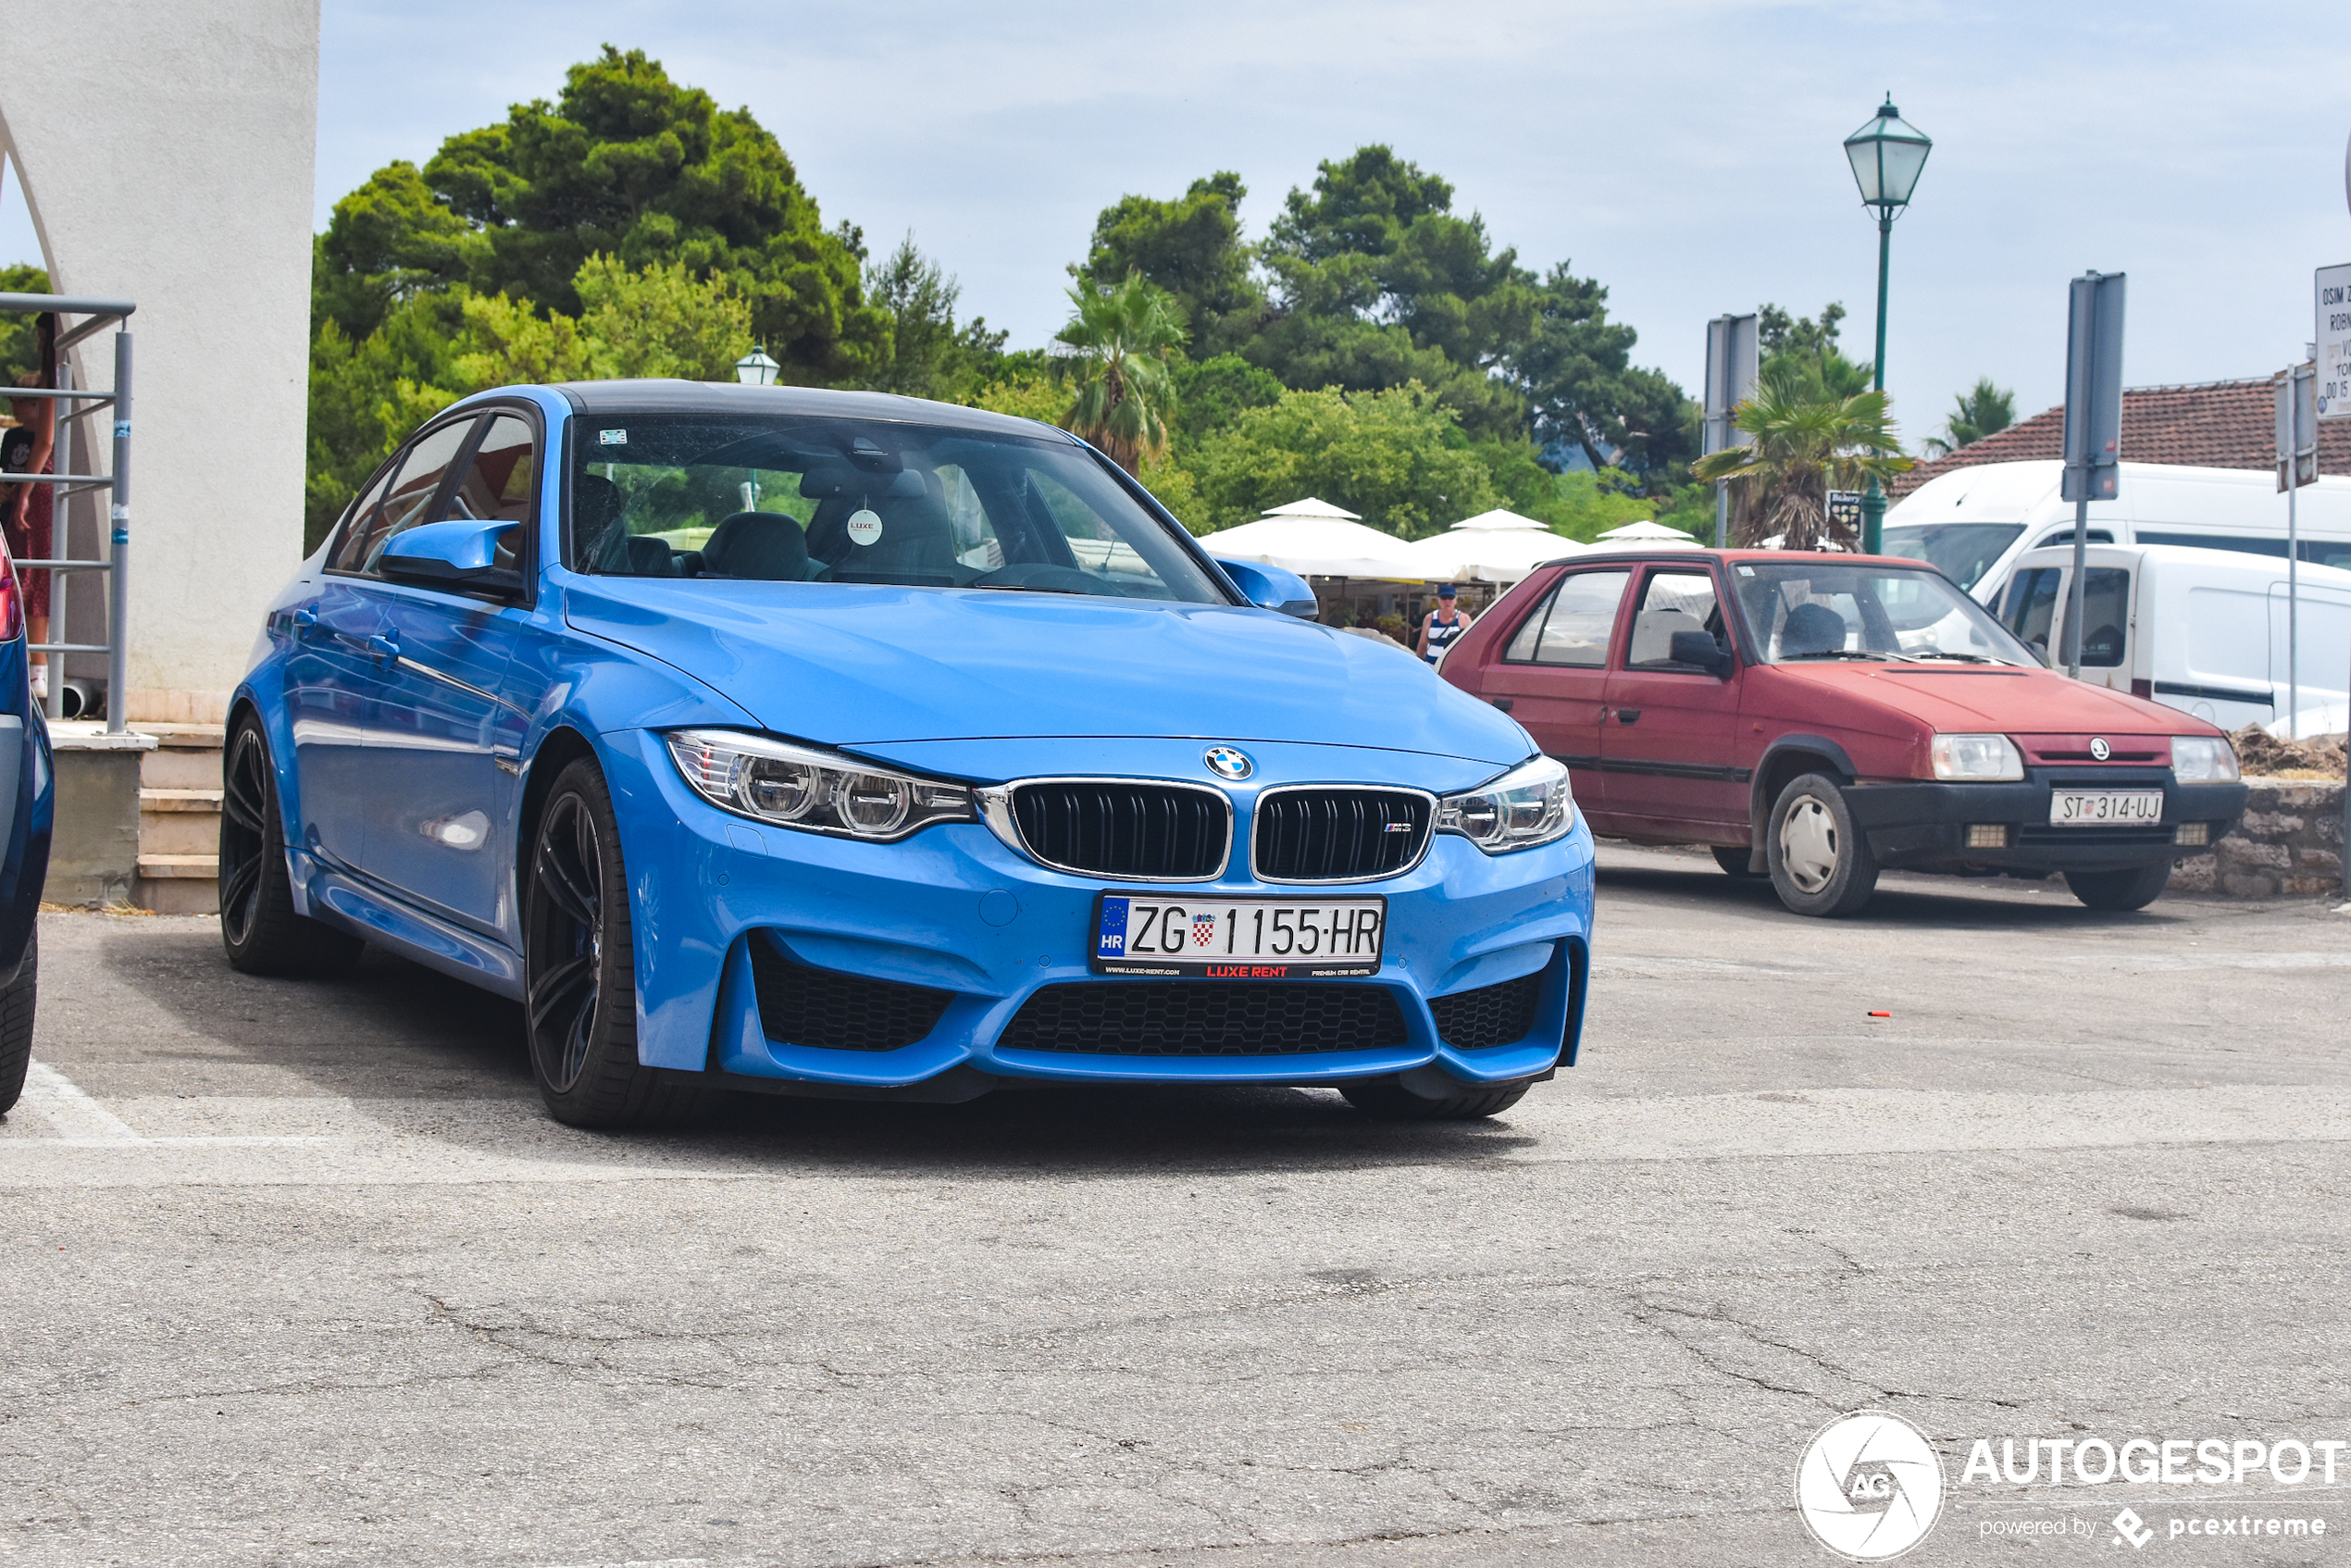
top-left (0, 0), bottom-right (319, 723)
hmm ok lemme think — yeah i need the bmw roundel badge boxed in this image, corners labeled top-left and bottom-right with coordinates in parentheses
top-left (1203, 746), bottom-right (1254, 781)
top-left (2089, 737), bottom-right (2110, 761)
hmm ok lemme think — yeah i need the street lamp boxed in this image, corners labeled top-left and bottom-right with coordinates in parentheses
top-left (734, 345), bottom-right (780, 387)
top-left (1841, 94), bottom-right (1932, 554)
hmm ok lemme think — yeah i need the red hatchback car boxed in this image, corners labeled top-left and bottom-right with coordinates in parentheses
top-left (1440, 550), bottom-right (2249, 915)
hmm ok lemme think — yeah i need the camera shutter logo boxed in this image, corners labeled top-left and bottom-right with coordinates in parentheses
top-left (1794, 1410), bottom-right (1945, 1561)
top-left (2089, 737), bottom-right (2110, 761)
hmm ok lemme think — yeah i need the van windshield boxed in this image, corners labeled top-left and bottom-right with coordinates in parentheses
top-left (1879, 522), bottom-right (2024, 590)
top-left (1732, 561), bottom-right (2039, 666)
top-left (566, 414), bottom-right (1227, 604)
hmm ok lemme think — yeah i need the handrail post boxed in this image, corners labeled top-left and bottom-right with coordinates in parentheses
top-left (106, 330), bottom-right (130, 735)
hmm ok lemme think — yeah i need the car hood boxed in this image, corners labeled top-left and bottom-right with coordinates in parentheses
top-left (1770, 663), bottom-right (2213, 734)
top-left (562, 579), bottom-right (1533, 765)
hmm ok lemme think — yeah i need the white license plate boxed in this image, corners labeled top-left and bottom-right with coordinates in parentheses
top-left (1092, 893), bottom-right (1387, 978)
top-left (2048, 789), bottom-right (2164, 826)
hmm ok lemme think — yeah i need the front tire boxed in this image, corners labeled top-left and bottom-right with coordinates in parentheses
top-left (0, 927), bottom-right (35, 1115)
top-left (523, 758), bottom-right (702, 1128)
top-left (219, 721), bottom-right (366, 977)
top-left (1765, 773), bottom-right (1880, 917)
top-left (1340, 1076), bottom-right (1533, 1121)
top-left (2065, 862), bottom-right (2172, 912)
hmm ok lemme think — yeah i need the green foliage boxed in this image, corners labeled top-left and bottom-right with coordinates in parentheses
top-left (1080, 174), bottom-right (1263, 355)
top-left (1054, 273), bottom-right (1187, 472)
top-left (1757, 302), bottom-right (1872, 403)
top-left (1923, 377), bottom-right (2017, 456)
top-left (312, 44), bottom-right (886, 381)
top-left (1187, 381), bottom-right (1499, 538)
top-left (1693, 385), bottom-right (1912, 550)
top-left (0, 265), bottom-right (51, 383)
top-left (866, 233), bottom-right (1008, 402)
top-left (1170, 353), bottom-right (1284, 443)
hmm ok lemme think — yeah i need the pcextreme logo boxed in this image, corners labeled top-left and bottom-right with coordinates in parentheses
top-left (1795, 1411), bottom-right (1947, 1561)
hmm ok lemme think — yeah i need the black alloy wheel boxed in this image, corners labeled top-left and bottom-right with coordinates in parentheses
top-left (218, 721), bottom-right (365, 977)
top-left (522, 758), bottom-right (703, 1128)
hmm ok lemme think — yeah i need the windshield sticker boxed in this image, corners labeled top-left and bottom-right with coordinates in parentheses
top-left (846, 508), bottom-right (884, 547)
top-left (598, 429), bottom-right (628, 446)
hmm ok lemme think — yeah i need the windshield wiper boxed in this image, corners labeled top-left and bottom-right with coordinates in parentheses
top-left (1782, 650), bottom-right (1896, 661)
top-left (967, 581), bottom-right (1086, 595)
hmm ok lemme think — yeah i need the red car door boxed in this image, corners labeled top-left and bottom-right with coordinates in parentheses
top-left (1600, 564), bottom-right (1748, 841)
top-left (1468, 566), bottom-right (1634, 817)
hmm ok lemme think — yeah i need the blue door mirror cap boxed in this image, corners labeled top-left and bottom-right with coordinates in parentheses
top-left (1213, 557), bottom-right (1320, 620)
top-left (380, 519), bottom-right (517, 571)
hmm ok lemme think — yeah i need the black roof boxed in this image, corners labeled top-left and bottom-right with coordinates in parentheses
top-left (551, 380), bottom-right (1063, 442)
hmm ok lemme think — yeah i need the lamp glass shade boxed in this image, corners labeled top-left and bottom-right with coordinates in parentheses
top-left (734, 346), bottom-right (781, 386)
top-left (1843, 100), bottom-right (1932, 210)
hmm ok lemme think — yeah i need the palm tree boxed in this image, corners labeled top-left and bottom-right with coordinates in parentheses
top-left (1692, 386), bottom-right (1912, 550)
top-left (1054, 272), bottom-right (1187, 473)
top-left (1921, 378), bottom-right (2017, 457)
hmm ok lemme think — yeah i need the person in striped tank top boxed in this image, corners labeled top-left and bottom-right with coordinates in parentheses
top-left (1417, 582), bottom-right (1474, 667)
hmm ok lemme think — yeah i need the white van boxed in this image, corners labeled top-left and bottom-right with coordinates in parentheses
top-left (1884, 459), bottom-right (2351, 605)
top-left (1992, 542), bottom-right (2351, 736)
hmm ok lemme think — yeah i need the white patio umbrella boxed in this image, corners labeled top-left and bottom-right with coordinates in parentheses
top-left (1594, 518), bottom-right (1701, 547)
top-left (1192, 497), bottom-right (1427, 579)
top-left (1399, 508), bottom-right (1586, 584)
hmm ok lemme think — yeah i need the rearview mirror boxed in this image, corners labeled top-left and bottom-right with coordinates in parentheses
top-left (379, 520), bottom-right (524, 598)
top-left (1668, 628), bottom-right (1733, 676)
top-left (1213, 558), bottom-right (1319, 619)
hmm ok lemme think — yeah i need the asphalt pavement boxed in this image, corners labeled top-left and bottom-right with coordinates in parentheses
top-left (3, 846), bottom-right (2348, 1567)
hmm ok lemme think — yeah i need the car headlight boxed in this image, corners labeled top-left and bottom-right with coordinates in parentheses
top-left (665, 729), bottom-right (975, 841)
top-left (2171, 734), bottom-right (2241, 783)
top-left (1929, 733), bottom-right (2024, 781)
top-left (1437, 755), bottom-right (1575, 852)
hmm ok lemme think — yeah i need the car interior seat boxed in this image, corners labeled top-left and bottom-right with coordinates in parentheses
top-left (1779, 602), bottom-right (1849, 657)
top-left (702, 511), bottom-right (816, 580)
top-left (623, 536), bottom-right (678, 577)
top-left (1630, 607), bottom-right (1705, 666)
top-left (801, 467), bottom-right (959, 580)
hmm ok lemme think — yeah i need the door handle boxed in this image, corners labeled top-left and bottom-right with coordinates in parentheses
top-left (1616, 708), bottom-right (1642, 724)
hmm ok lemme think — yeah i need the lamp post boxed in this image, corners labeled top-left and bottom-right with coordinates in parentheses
top-left (1841, 95), bottom-right (1932, 554)
top-left (734, 345), bottom-right (780, 386)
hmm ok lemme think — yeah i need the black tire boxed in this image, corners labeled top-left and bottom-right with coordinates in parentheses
top-left (1710, 844), bottom-right (1765, 878)
top-left (1765, 772), bottom-right (1880, 917)
top-left (2065, 862), bottom-right (2172, 912)
top-left (524, 758), bottom-right (704, 1129)
top-left (219, 721), bottom-right (366, 977)
top-left (0, 927), bottom-right (35, 1115)
top-left (1340, 1076), bottom-right (1533, 1122)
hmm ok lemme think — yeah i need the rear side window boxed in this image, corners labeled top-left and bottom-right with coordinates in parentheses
top-left (1502, 569), bottom-right (1629, 666)
top-left (332, 417), bottom-right (479, 576)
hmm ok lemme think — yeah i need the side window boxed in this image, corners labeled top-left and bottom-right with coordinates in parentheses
top-left (328, 458), bottom-right (401, 571)
top-left (2004, 567), bottom-right (2062, 653)
top-left (1503, 569), bottom-right (1629, 666)
top-left (445, 413), bottom-right (536, 570)
top-left (2077, 567), bottom-right (2131, 667)
top-left (2037, 529), bottom-right (2112, 548)
top-left (1625, 571), bottom-right (1725, 669)
top-left (335, 417), bottom-right (477, 577)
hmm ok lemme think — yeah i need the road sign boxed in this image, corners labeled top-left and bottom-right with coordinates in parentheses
top-left (2315, 263), bottom-right (2351, 417)
top-left (1703, 314), bottom-right (1759, 454)
top-left (1826, 491), bottom-right (1863, 533)
top-left (2060, 271), bottom-right (2125, 503)
top-left (2278, 362), bottom-right (2318, 488)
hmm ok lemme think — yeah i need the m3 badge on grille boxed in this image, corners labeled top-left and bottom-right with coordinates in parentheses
top-left (1202, 746), bottom-right (1254, 780)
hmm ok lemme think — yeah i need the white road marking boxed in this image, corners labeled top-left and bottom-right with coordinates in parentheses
top-left (7, 1060), bottom-right (328, 1148)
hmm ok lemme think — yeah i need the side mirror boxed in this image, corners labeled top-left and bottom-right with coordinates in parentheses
top-left (1213, 557), bottom-right (1320, 619)
top-left (379, 520), bottom-right (524, 598)
top-left (1668, 628), bottom-right (1733, 676)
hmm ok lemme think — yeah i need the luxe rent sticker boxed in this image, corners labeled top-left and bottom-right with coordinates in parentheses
top-left (1795, 1411), bottom-right (1946, 1561)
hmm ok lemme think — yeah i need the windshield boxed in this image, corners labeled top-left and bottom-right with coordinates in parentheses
top-left (566, 414), bottom-right (1227, 603)
top-left (1878, 522), bottom-right (2024, 590)
top-left (1731, 561), bottom-right (2039, 666)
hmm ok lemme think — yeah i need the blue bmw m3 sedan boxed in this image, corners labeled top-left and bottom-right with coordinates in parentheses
top-left (225, 382), bottom-right (1594, 1126)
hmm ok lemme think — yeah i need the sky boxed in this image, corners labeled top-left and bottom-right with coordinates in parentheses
top-left (26, 0), bottom-right (2349, 444)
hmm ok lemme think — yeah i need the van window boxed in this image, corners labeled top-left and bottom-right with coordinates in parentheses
top-left (1878, 522), bottom-right (2023, 590)
top-left (2135, 530), bottom-right (2351, 573)
top-left (2005, 566), bottom-right (2127, 666)
top-left (2034, 529), bottom-right (2112, 548)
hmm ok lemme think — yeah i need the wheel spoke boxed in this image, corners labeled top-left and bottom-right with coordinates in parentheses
top-left (535, 823), bottom-right (599, 927)
top-left (220, 855), bottom-right (262, 933)
top-left (529, 952), bottom-right (597, 1038)
top-left (223, 753), bottom-right (267, 834)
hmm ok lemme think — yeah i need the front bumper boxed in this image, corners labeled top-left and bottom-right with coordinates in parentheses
top-left (1844, 767), bottom-right (2249, 874)
top-left (607, 730), bottom-right (1596, 1092)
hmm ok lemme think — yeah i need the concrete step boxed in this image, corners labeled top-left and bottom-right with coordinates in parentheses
top-left (136, 853), bottom-right (217, 878)
top-left (141, 740), bottom-right (223, 792)
top-left (133, 851), bottom-right (219, 915)
top-left (142, 787), bottom-right (223, 813)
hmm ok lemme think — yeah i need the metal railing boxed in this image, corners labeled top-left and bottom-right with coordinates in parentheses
top-left (0, 292), bottom-right (133, 732)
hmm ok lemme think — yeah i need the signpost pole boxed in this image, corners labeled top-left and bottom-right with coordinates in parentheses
top-left (1703, 314), bottom-right (1757, 548)
top-left (2312, 256), bottom-right (2351, 893)
top-left (2059, 272), bottom-right (2125, 680)
top-left (2278, 361), bottom-right (2314, 739)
